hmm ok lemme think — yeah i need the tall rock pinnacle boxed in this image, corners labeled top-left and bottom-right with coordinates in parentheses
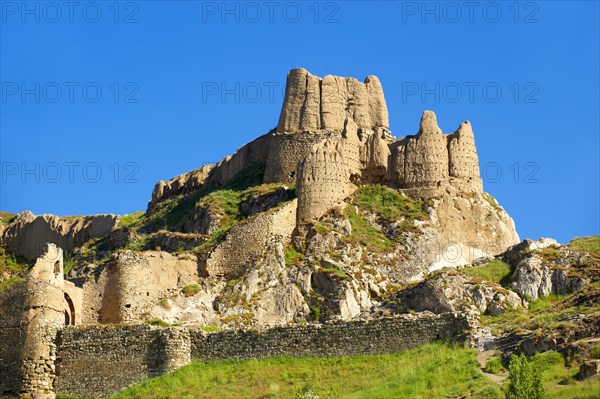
top-left (277, 68), bottom-right (389, 133)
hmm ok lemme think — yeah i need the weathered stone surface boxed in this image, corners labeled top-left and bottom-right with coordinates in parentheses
top-left (90, 250), bottom-right (200, 324)
top-left (383, 271), bottom-right (522, 316)
top-left (579, 360), bottom-right (600, 380)
top-left (277, 68), bottom-right (389, 133)
top-left (148, 164), bottom-right (214, 211)
top-left (55, 326), bottom-right (191, 398)
top-left (1, 211), bottom-right (118, 260)
top-left (504, 239), bottom-right (589, 301)
top-left (205, 200), bottom-right (297, 276)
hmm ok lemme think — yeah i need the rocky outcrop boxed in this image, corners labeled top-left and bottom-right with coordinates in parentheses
top-left (580, 360), bottom-right (600, 380)
top-left (382, 270), bottom-right (522, 316)
top-left (148, 164), bottom-right (214, 211)
top-left (1, 211), bottom-right (118, 260)
top-left (276, 68), bottom-right (389, 133)
top-left (503, 238), bottom-right (591, 301)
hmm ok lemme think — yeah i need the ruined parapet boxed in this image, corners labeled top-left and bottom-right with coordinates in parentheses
top-left (264, 131), bottom-right (329, 184)
top-left (1, 212), bottom-right (118, 260)
top-left (392, 110), bottom-right (483, 194)
top-left (20, 244), bottom-right (65, 399)
top-left (295, 118), bottom-right (392, 224)
top-left (394, 111), bottom-right (449, 189)
top-left (447, 121), bottom-right (483, 191)
top-left (100, 251), bottom-right (199, 323)
top-left (205, 200), bottom-right (297, 276)
top-left (276, 68), bottom-right (389, 133)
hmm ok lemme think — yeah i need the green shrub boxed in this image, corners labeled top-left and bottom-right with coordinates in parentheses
top-left (485, 357), bottom-right (505, 374)
top-left (158, 299), bottom-right (171, 309)
top-left (590, 344), bottom-right (600, 359)
top-left (182, 284), bottom-right (201, 297)
top-left (63, 251), bottom-right (75, 277)
top-left (506, 353), bottom-right (544, 399)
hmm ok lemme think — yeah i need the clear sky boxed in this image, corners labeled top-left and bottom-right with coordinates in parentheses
top-left (1, 1), bottom-right (598, 243)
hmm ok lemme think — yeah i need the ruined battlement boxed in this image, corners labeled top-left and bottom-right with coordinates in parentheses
top-left (277, 68), bottom-right (389, 133)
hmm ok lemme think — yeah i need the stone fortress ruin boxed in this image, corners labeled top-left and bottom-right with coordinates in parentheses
top-left (0, 68), bottom-right (528, 398)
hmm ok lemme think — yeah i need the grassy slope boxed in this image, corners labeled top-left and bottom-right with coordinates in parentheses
top-left (97, 343), bottom-right (503, 399)
top-left (52, 344), bottom-right (600, 399)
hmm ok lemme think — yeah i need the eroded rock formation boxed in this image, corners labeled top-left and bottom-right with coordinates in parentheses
top-left (1, 212), bottom-right (118, 260)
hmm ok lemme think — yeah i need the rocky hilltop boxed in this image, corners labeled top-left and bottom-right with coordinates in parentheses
top-left (1, 69), bottom-right (598, 398)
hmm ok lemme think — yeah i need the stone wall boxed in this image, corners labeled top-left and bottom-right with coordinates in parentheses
top-left (0, 281), bottom-right (27, 396)
top-left (55, 325), bottom-right (190, 398)
top-left (263, 131), bottom-right (328, 184)
top-left (190, 313), bottom-right (469, 361)
top-left (50, 312), bottom-right (468, 398)
top-left (205, 200), bottom-right (297, 276)
top-left (94, 251), bottom-right (199, 324)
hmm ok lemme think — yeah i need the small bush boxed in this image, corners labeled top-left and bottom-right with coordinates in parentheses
top-left (158, 299), bottom-right (171, 309)
top-left (182, 284), bottom-right (201, 297)
top-left (485, 357), bottom-right (505, 374)
top-left (506, 353), bottom-right (544, 399)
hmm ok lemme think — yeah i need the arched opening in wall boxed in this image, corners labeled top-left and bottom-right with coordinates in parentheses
top-left (54, 261), bottom-right (61, 277)
top-left (64, 292), bottom-right (76, 325)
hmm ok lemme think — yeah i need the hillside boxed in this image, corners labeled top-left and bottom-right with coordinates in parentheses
top-left (0, 69), bottom-right (598, 399)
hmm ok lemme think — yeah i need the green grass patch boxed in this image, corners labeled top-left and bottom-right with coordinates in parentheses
top-left (147, 318), bottom-right (170, 327)
top-left (485, 356), bottom-right (505, 374)
top-left (284, 246), bottom-right (304, 267)
top-left (182, 284), bottom-right (201, 297)
top-left (221, 163), bottom-right (265, 191)
top-left (345, 206), bottom-right (394, 252)
top-left (0, 276), bottom-right (26, 294)
top-left (590, 344), bottom-right (600, 359)
top-left (462, 260), bottom-right (512, 285)
top-left (319, 262), bottom-right (350, 281)
top-left (200, 325), bottom-right (220, 333)
top-left (569, 236), bottom-right (600, 261)
top-left (119, 211), bottom-right (145, 229)
top-left (0, 211), bottom-right (15, 225)
top-left (107, 343), bottom-right (501, 399)
top-left (352, 184), bottom-right (428, 225)
top-left (529, 351), bottom-right (600, 399)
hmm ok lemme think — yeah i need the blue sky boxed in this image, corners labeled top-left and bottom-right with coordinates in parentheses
top-left (1, 1), bottom-right (598, 243)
